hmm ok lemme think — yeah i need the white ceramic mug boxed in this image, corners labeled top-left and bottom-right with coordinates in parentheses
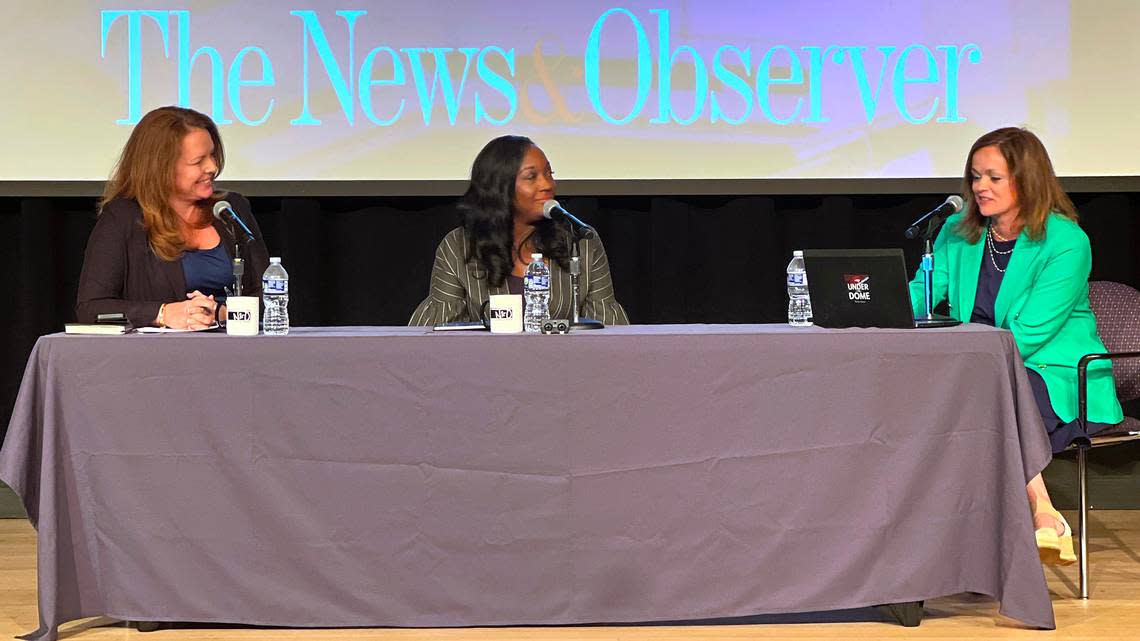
top-left (488, 294), bottom-right (523, 334)
top-left (225, 296), bottom-right (259, 336)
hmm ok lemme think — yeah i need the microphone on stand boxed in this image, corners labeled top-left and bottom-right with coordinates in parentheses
top-left (540, 200), bottom-right (603, 330)
top-left (909, 195), bottom-right (965, 327)
top-left (542, 200), bottom-right (595, 240)
top-left (904, 195), bottom-right (964, 240)
top-left (212, 200), bottom-right (255, 297)
top-left (212, 200), bottom-right (255, 242)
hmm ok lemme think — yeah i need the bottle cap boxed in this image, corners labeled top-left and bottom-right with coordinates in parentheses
top-left (531, 253), bottom-right (543, 261)
top-left (793, 250), bottom-right (803, 257)
top-left (270, 257), bottom-right (281, 263)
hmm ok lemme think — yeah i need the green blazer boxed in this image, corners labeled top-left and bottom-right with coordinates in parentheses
top-left (908, 212), bottom-right (1123, 425)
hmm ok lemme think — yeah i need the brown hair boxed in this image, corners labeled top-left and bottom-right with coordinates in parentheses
top-left (101, 106), bottom-right (225, 261)
top-left (954, 126), bottom-right (1076, 244)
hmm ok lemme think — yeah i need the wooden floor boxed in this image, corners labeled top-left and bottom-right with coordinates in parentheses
top-left (3, 511), bottom-right (1139, 641)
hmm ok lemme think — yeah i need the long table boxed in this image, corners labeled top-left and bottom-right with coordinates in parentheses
top-left (1, 324), bottom-right (1055, 640)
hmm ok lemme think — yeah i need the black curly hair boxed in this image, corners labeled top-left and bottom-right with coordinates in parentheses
top-left (458, 135), bottom-right (570, 287)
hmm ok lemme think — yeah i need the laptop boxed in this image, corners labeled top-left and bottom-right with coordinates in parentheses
top-left (801, 249), bottom-right (960, 329)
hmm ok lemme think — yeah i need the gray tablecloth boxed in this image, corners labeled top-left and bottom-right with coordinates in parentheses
top-left (0, 324), bottom-right (1055, 640)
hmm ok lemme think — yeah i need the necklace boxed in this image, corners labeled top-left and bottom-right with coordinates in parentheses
top-left (988, 227), bottom-right (1015, 255)
top-left (987, 227), bottom-right (1014, 273)
top-left (990, 225), bottom-right (1013, 242)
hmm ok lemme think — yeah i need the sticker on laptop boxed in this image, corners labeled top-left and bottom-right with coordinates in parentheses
top-left (845, 274), bottom-right (871, 302)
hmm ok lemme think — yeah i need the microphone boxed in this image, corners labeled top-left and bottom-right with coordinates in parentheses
top-left (904, 195), bottom-right (964, 240)
top-left (542, 200), bottom-right (595, 239)
top-left (212, 200), bottom-right (254, 242)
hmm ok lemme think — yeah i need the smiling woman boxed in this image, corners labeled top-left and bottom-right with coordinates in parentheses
top-left (409, 135), bottom-right (628, 326)
top-left (907, 126), bottom-right (1124, 568)
top-left (75, 106), bottom-right (269, 328)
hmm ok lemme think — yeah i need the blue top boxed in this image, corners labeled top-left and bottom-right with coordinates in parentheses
top-left (969, 235), bottom-right (1015, 325)
top-left (181, 243), bottom-right (233, 298)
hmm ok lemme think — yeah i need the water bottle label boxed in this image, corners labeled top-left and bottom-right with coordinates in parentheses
top-left (263, 278), bottom-right (288, 294)
top-left (524, 274), bottom-right (550, 289)
top-left (787, 272), bottom-right (807, 287)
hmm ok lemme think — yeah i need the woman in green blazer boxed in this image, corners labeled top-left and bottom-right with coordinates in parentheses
top-left (410, 135), bottom-right (628, 326)
top-left (909, 127), bottom-right (1122, 566)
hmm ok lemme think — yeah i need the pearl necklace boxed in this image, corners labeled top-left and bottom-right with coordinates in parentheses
top-left (987, 226), bottom-right (1015, 273)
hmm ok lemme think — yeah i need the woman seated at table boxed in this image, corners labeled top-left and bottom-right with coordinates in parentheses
top-left (410, 135), bottom-right (629, 326)
top-left (77, 106), bottom-right (269, 329)
top-left (909, 126), bottom-right (1123, 565)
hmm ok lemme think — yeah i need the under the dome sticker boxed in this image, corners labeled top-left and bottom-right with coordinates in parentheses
top-left (845, 274), bottom-right (871, 302)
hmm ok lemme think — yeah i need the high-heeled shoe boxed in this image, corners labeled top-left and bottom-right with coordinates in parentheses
top-left (1035, 508), bottom-right (1076, 566)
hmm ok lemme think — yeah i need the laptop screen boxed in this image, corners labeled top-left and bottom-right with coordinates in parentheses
top-left (802, 249), bottom-right (915, 328)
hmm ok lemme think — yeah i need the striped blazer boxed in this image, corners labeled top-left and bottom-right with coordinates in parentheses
top-left (409, 227), bottom-right (629, 326)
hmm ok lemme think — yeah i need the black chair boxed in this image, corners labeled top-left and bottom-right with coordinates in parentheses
top-left (1072, 281), bottom-right (1140, 599)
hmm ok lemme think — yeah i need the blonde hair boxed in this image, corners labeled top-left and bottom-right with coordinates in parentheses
top-left (101, 106), bottom-right (225, 261)
top-left (954, 126), bottom-right (1076, 244)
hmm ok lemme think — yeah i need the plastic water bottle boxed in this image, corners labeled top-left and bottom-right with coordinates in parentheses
top-left (787, 250), bottom-right (813, 326)
top-left (523, 253), bottom-right (551, 333)
top-left (261, 257), bottom-right (290, 335)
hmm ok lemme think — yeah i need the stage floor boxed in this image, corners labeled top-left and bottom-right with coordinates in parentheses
top-left (1, 511), bottom-right (1138, 641)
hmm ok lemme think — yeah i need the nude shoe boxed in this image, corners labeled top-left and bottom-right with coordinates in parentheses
top-left (1036, 509), bottom-right (1076, 566)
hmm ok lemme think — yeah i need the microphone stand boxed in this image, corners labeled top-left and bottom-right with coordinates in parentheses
top-left (920, 233), bottom-right (935, 319)
top-left (231, 256), bottom-right (245, 297)
top-left (568, 227), bottom-right (604, 330)
top-left (915, 218), bottom-right (958, 327)
top-left (225, 219), bottom-right (245, 297)
top-left (214, 202), bottom-right (257, 299)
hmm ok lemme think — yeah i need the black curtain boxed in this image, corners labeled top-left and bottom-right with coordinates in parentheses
top-left (4, 191), bottom-right (1139, 438)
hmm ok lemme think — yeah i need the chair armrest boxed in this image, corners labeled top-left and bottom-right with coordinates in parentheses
top-left (1078, 351), bottom-right (1140, 430)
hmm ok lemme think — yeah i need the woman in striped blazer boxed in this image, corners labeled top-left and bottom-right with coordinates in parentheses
top-left (410, 136), bottom-right (629, 326)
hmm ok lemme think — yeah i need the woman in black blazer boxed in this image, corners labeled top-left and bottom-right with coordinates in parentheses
top-left (76, 106), bottom-right (269, 328)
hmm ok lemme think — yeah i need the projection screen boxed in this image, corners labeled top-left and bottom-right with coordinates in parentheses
top-left (2, 0), bottom-right (1138, 192)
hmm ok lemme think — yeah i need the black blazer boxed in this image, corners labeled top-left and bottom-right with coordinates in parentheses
top-left (75, 194), bottom-right (269, 325)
